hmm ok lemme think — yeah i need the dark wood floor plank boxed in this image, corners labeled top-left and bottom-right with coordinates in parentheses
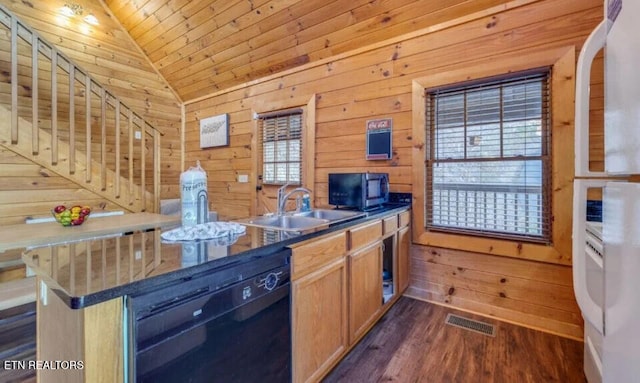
top-left (323, 297), bottom-right (585, 383)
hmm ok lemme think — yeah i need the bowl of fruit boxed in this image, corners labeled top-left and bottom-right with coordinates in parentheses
top-left (52, 205), bottom-right (91, 226)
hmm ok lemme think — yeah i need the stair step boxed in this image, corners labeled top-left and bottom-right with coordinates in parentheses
top-left (0, 302), bottom-right (36, 323)
top-left (0, 345), bottom-right (36, 382)
top-left (0, 340), bottom-right (36, 362)
top-left (0, 316), bottom-right (36, 358)
top-left (0, 301), bottom-right (36, 364)
top-left (0, 278), bottom-right (36, 311)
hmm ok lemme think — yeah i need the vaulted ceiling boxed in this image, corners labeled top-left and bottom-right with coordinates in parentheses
top-left (105, 0), bottom-right (510, 101)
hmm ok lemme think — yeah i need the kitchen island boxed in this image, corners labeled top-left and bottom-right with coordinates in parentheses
top-left (22, 205), bottom-right (410, 383)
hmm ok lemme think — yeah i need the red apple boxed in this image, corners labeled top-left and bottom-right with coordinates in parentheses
top-left (71, 217), bottom-right (84, 225)
top-left (80, 207), bottom-right (91, 216)
top-left (54, 205), bottom-right (66, 213)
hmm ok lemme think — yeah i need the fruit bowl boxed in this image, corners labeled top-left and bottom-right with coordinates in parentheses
top-left (52, 205), bottom-right (91, 226)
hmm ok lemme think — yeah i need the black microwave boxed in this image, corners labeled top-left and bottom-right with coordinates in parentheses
top-left (328, 173), bottom-right (389, 210)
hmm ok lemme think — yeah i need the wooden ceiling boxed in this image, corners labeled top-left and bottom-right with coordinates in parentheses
top-left (105, 0), bottom-right (510, 101)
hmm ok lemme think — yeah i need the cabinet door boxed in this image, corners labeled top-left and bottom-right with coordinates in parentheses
top-left (292, 257), bottom-right (348, 383)
top-left (349, 242), bottom-right (382, 344)
top-left (397, 225), bottom-right (410, 294)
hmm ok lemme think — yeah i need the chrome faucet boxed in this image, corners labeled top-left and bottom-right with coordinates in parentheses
top-left (277, 183), bottom-right (311, 216)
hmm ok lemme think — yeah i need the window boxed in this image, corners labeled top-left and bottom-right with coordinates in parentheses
top-left (258, 109), bottom-right (303, 185)
top-left (425, 71), bottom-right (551, 242)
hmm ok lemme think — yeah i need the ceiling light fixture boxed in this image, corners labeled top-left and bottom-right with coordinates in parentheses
top-left (83, 14), bottom-right (99, 26)
top-left (60, 2), bottom-right (83, 17)
top-left (59, 2), bottom-right (99, 27)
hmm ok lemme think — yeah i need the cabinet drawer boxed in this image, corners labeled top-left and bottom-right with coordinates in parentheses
top-left (399, 210), bottom-right (410, 227)
top-left (383, 216), bottom-right (398, 235)
top-left (290, 231), bottom-right (347, 280)
top-left (349, 220), bottom-right (382, 251)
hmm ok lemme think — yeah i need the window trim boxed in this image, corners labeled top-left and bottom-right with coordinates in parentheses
top-left (411, 46), bottom-right (575, 265)
top-left (251, 95), bottom-right (316, 216)
top-left (424, 70), bottom-right (552, 244)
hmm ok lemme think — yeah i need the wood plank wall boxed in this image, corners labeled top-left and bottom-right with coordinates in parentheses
top-left (0, 147), bottom-right (124, 282)
top-left (185, 0), bottom-right (603, 339)
top-left (0, 148), bottom-right (122, 226)
top-left (0, 0), bottom-right (182, 199)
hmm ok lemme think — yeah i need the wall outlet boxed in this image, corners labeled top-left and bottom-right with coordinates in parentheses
top-left (135, 250), bottom-right (142, 260)
top-left (238, 174), bottom-right (249, 183)
top-left (134, 131), bottom-right (142, 140)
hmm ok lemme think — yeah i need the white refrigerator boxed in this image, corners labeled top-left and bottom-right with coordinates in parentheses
top-left (573, 0), bottom-right (640, 382)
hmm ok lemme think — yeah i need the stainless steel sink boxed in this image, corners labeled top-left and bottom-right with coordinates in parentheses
top-left (234, 209), bottom-right (366, 232)
top-left (238, 215), bottom-right (330, 232)
top-left (294, 209), bottom-right (366, 223)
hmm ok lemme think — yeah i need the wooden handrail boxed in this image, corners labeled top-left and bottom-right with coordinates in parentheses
top-left (0, 4), bottom-right (162, 213)
top-left (31, 32), bottom-right (38, 154)
top-left (10, 16), bottom-right (17, 144)
top-left (69, 65), bottom-right (75, 174)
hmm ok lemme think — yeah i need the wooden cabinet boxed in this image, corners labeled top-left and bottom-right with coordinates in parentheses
top-left (397, 225), bottom-right (410, 294)
top-left (291, 231), bottom-right (346, 280)
top-left (348, 220), bottom-right (382, 252)
top-left (290, 208), bottom-right (410, 383)
top-left (291, 233), bottom-right (348, 383)
top-left (382, 215), bottom-right (398, 235)
top-left (37, 281), bottom-right (123, 383)
top-left (348, 242), bottom-right (382, 344)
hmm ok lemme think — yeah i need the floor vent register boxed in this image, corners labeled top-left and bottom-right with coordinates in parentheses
top-left (445, 313), bottom-right (496, 337)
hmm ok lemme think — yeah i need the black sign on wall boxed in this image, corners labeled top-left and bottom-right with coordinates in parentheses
top-left (366, 118), bottom-right (392, 160)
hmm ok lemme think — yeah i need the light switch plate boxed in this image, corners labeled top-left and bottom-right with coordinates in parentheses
top-left (134, 131), bottom-right (142, 140)
top-left (238, 174), bottom-right (249, 183)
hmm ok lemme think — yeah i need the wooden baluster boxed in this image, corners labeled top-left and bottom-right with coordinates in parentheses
top-left (115, 101), bottom-right (121, 198)
top-left (140, 119), bottom-right (146, 211)
top-left (70, 243), bottom-right (76, 294)
top-left (101, 240), bottom-right (107, 289)
top-left (10, 17), bottom-right (17, 144)
top-left (69, 65), bottom-right (75, 174)
top-left (128, 109), bottom-right (134, 206)
top-left (115, 237), bottom-right (121, 285)
top-left (51, 51), bottom-right (58, 165)
top-left (51, 247), bottom-right (58, 280)
top-left (31, 33), bottom-right (38, 154)
top-left (101, 89), bottom-right (107, 191)
top-left (154, 230), bottom-right (161, 268)
top-left (86, 241), bottom-right (92, 293)
top-left (39, 248), bottom-right (47, 275)
top-left (141, 231), bottom-right (146, 277)
top-left (128, 235), bottom-right (134, 282)
top-left (85, 75), bottom-right (92, 183)
top-left (154, 130), bottom-right (161, 213)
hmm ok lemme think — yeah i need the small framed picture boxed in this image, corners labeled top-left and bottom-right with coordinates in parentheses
top-left (200, 113), bottom-right (229, 148)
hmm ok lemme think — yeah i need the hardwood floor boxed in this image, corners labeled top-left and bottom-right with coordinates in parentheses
top-left (0, 303), bottom-right (36, 383)
top-left (4, 297), bottom-right (585, 383)
top-left (323, 297), bottom-right (586, 383)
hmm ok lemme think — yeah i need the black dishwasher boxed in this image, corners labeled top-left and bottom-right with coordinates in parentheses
top-left (128, 249), bottom-right (291, 383)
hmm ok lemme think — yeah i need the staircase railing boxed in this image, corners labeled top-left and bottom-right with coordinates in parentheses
top-left (0, 4), bottom-right (162, 213)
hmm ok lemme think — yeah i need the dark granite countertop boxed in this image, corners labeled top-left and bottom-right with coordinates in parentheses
top-left (22, 203), bottom-right (410, 309)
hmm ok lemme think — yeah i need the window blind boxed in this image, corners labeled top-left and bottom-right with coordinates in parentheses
top-left (258, 111), bottom-right (303, 185)
top-left (425, 71), bottom-right (551, 242)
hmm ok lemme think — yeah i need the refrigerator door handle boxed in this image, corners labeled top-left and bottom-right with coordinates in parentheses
top-left (572, 179), bottom-right (605, 332)
top-left (575, 20), bottom-right (608, 178)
